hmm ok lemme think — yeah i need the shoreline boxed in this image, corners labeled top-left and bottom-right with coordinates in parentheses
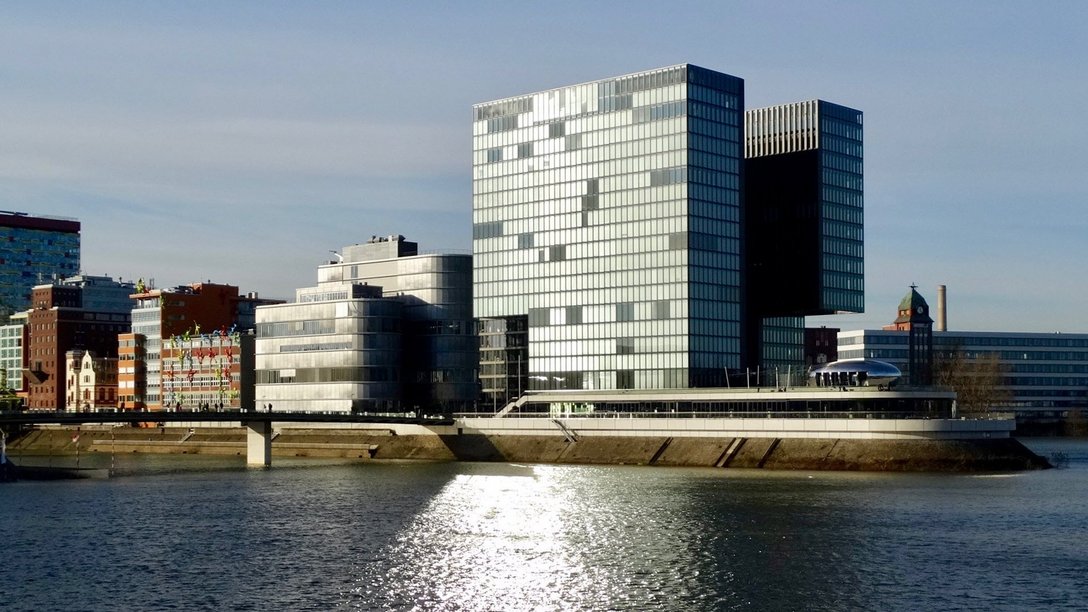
top-left (5, 424), bottom-right (1051, 472)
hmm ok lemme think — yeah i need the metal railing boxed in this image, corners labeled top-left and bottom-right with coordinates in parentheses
top-left (454, 409), bottom-right (982, 420)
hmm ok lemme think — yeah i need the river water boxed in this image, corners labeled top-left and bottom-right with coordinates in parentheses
top-left (2, 439), bottom-right (1086, 611)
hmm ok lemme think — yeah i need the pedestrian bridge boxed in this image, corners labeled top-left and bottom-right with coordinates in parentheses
top-left (0, 410), bottom-right (452, 466)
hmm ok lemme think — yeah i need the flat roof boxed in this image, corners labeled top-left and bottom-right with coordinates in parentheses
top-left (0, 211), bottom-right (80, 233)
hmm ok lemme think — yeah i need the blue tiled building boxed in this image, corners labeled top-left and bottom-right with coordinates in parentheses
top-left (0, 211), bottom-right (80, 317)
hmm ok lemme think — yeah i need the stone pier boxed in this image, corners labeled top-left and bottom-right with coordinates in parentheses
top-left (245, 420), bottom-right (272, 466)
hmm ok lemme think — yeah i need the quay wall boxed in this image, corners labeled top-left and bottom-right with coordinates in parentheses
top-left (4, 417), bottom-right (1048, 472)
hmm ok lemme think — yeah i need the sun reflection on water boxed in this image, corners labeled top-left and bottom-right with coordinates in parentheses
top-left (344, 464), bottom-right (730, 610)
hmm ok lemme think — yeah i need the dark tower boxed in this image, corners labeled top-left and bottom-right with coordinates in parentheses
top-left (744, 100), bottom-right (864, 375)
top-left (884, 285), bottom-right (934, 386)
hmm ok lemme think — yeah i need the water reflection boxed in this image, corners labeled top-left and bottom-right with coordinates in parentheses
top-left (344, 465), bottom-right (879, 610)
top-left (3, 449), bottom-right (1087, 611)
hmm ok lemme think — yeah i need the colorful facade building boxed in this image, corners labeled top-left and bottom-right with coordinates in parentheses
top-left (159, 327), bottom-right (251, 411)
top-left (117, 332), bottom-right (145, 411)
top-left (125, 281), bottom-right (277, 411)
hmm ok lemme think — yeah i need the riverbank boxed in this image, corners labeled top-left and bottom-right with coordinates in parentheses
top-left (5, 424), bottom-right (1050, 472)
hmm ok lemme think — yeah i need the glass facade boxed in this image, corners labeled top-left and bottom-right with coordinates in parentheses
top-left (255, 286), bottom-right (404, 413)
top-left (478, 315), bottom-right (528, 410)
top-left (473, 65), bottom-right (745, 395)
top-left (0, 213), bottom-right (80, 317)
top-left (318, 238), bottom-right (477, 412)
top-left (760, 316), bottom-right (805, 377)
top-left (0, 323), bottom-right (23, 391)
top-left (131, 300), bottom-right (163, 406)
top-left (259, 236), bottom-right (477, 414)
top-left (817, 102), bottom-right (865, 312)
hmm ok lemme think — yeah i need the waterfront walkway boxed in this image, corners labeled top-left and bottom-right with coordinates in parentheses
top-left (0, 409), bottom-right (451, 427)
top-left (0, 410), bottom-right (452, 466)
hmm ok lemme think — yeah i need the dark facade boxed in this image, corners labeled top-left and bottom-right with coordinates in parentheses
top-left (883, 286), bottom-right (934, 386)
top-left (744, 100), bottom-right (864, 372)
top-left (804, 326), bottom-right (840, 367)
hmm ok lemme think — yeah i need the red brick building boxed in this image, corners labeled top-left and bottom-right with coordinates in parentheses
top-left (24, 277), bottom-right (133, 410)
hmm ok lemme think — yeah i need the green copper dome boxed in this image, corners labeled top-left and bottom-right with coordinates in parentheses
top-left (893, 285), bottom-right (933, 325)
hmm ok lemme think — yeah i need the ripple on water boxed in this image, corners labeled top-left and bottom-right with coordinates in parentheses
top-left (1, 452), bottom-right (1087, 610)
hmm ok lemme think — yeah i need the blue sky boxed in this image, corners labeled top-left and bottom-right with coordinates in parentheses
top-left (2, 2), bottom-right (1085, 332)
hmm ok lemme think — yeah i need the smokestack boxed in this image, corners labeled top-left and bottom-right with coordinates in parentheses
top-left (936, 284), bottom-right (947, 332)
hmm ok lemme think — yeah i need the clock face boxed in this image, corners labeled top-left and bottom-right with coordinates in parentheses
top-left (916, 306), bottom-right (924, 314)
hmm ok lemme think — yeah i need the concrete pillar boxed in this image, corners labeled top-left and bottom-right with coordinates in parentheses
top-left (245, 420), bottom-right (272, 467)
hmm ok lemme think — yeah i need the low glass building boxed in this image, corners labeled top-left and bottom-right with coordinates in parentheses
top-left (838, 329), bottom-right (1088, 420)
top-left (257, 236), bottom-right (476, 414)
top-left (256, 283), bottom-right (403, 413)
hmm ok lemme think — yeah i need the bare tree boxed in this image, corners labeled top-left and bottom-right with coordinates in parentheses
top-left (1065, 408), bottom-right (1088, 436)
top-left (934, 349), bottom-right (1011, 415)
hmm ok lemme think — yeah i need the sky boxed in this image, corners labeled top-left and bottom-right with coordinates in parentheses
top-left (2, 1), bottom-right (1085, 333)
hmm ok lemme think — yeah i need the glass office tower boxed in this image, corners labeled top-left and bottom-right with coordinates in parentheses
top-left (473, 65), bottom-right (745, 401)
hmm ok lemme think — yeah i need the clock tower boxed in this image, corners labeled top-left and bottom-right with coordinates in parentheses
top-left (884, 285), bottom-right (934, 385)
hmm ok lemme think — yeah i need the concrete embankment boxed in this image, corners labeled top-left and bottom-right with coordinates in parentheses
top-left (435, 434), bottom-right (1047, 471)
top-left (5, 425), bottom-right (1049, 471)
top-left (6, 426), bottom-right (450, 460)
